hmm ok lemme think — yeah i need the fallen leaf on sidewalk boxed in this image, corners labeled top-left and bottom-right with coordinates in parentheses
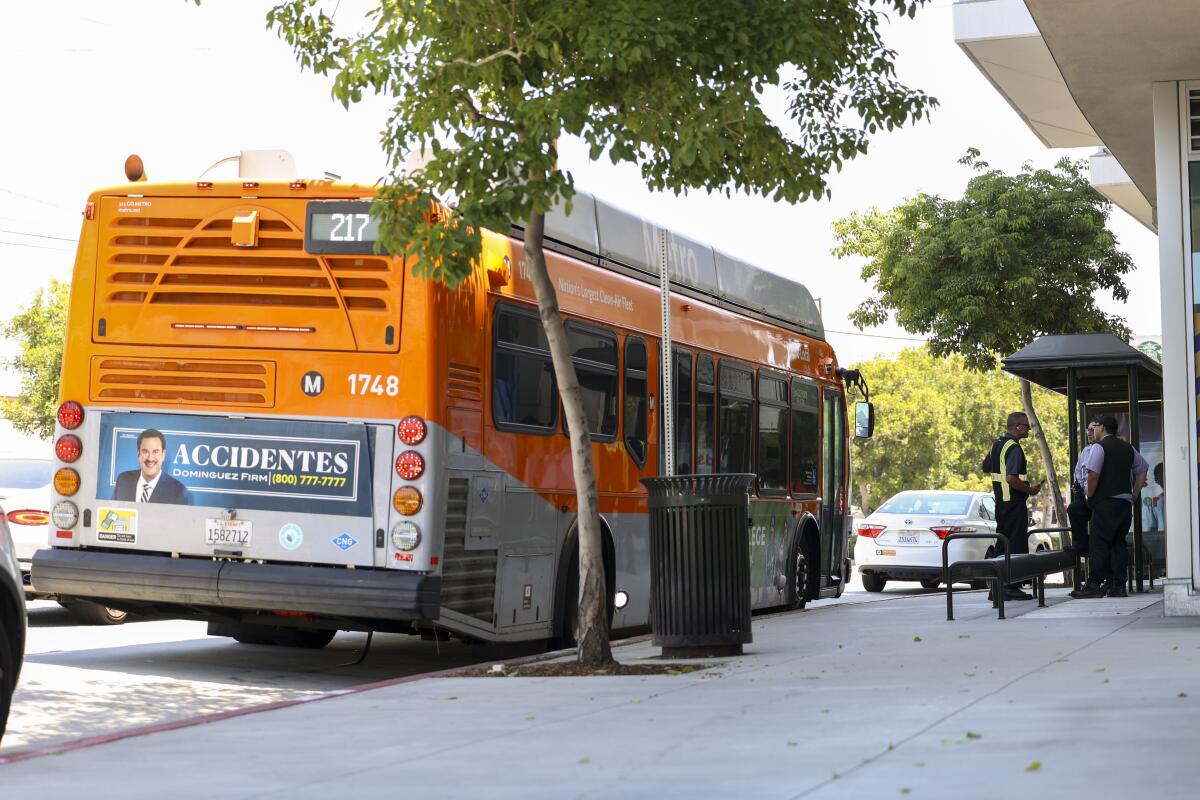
top-left (1179, 692), bottom-right (1188, 698)
top-left (1025, 761), bottom-right (1042, 772)
top-left (965, 731), bottom-right (982, 739)
top-left (579, 757), bottom-right (591, 765)
top-left (913, 635), bottom-right (923, 642)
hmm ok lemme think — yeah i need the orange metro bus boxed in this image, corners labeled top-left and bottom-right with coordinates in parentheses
top-left (32, 156), bottom-right (860, 648)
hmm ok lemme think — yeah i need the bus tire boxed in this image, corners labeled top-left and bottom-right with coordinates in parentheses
top-left (786, 539), bottom-right (809, 611)
top-left (63, 601), bottom-right (127, 626)
top-left (553, 529), bottom-right (614, 649)
top-left (862, 572), bottom-right (887, 593)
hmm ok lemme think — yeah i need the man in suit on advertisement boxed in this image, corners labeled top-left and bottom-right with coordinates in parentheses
top-left (114, 428), bottom-right (191, 505)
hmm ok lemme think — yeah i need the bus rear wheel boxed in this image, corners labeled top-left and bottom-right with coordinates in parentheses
top-left (62, 601), bottom-right (127, 626)
top-left (786, 542), bottom-right (810, 611)
top-left (208, 622), bottom-right (336, 649)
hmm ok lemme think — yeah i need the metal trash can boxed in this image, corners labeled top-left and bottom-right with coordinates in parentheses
top-left (640, 474), bottom-right (754, 657)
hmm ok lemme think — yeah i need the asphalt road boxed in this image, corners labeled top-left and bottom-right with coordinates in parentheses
top-left (4, 570), bottom-right (947, 753)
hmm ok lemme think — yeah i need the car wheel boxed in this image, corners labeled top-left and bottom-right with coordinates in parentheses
top-left (787, 543), bottom-right (809, 610)
top-left (63, 600), bottom-right (127, 626)
top-left (862, 572), bottom-right (887, 593)
top-left (920, 579), bottom-right (941, 590)
top-left (0, 615), bottom-right (15, 744)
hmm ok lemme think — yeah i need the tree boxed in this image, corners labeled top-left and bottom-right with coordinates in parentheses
top-left (834, 151), bottom-right (1133, 526)
top-left (3, 281), bottom-right (69, 440)
top-left (847, 347), bottom-right (1066, 520)
top-left (265, 0), bottom-right (936, 664)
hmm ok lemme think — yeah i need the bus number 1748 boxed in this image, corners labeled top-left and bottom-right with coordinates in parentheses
top-left (348, 374), bottom-right (400, 396)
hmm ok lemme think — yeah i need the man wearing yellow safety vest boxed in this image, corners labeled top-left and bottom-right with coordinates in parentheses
top-left (981, 412), bottom-right (1044, 600)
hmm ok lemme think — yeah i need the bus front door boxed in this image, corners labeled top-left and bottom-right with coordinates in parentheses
top-left (820, 389), bottom-right (846, 589)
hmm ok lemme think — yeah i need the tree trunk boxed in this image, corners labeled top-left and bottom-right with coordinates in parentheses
top-left (523, 210), bottom-right (613, 667)
top-left (1020, 378), bottom-right (1066, 528)
top-left (858, 483), bottom-right (871, 517)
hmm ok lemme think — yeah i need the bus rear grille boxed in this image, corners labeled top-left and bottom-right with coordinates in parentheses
top-left (96, 200), bottom-right (401, 352)
top-left (447, 362), bottom-right (483, 407)
top-left (440, 477), bottom-right (497, 623)
top-left (91, 356), bottom-right (277, 407)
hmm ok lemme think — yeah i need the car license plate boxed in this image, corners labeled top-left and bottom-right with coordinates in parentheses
top-left (898, 533), bottom-right (921, 545)
top-left (205, 519), bottom-right (252, 547)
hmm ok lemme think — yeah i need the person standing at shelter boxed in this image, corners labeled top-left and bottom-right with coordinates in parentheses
top-left (1067, 418), bottom-right (1102, 559)
top-left (982, 412), bottom-right (1044, 601)
top-left (1070, 414), bottom-right (1149, 599)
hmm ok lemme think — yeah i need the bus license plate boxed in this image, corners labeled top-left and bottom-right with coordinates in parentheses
top-left (206, 519), bottom-right (252, 547)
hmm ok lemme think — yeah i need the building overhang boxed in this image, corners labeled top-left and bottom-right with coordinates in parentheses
top-left (952, 0), bottom-right (1200, 232)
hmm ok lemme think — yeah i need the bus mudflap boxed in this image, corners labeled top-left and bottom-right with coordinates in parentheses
top-left (32, 548), bottom-right (441, 621)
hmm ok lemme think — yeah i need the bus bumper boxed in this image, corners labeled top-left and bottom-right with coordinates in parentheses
top-left (31, 548), bottom-right (441, 621)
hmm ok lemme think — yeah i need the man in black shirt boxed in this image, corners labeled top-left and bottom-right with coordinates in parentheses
top-left (982, 412), bottom-right (1044, 600)
top-left (1070, 414), bottom-right (1148, 598)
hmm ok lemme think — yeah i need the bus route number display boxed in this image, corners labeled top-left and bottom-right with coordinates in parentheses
top-left (305, 200), bottom-right (387, 254)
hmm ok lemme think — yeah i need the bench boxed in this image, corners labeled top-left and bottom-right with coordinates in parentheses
top-left (942, 527), bottom-right (1076, 620)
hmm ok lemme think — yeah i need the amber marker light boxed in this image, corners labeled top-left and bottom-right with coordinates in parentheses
top-left (54, 468), bottom-right (81, 497)
top-left (393, 486), bottom-right (423, 516)
top-left (395, 450), bottom-right (425, 481)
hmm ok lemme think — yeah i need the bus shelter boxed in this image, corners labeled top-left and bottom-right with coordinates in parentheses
top-left (1002, 334), bottom-right (1164, 593)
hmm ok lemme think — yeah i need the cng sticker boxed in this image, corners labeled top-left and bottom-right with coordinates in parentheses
top-left (97, 507), bottom-right (138, 544)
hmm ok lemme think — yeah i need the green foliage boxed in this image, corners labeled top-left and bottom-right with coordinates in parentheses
top-left (3, 281), bottom-right (69, 440)
top-left (847, 347), bottom-right (1066, 513)
top-left (835, 150), bottom-right (1133, 370)
top-left (266, 0), bottom-right (937, 285)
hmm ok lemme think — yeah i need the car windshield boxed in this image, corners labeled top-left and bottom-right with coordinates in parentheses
top-left (876, 493), bottom-right (972, 516)
top-left (0, 460), bottom-right (52, 490)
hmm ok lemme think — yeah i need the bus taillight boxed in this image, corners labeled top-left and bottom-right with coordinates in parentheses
top-left (395, 450), bottom-right (424, 480)
top-left (54, 468), bottom-right (81, 497)
top-left (397, 416), bottom-right (427, 445)
top-left (393, 486), bottom-right (422, 516)
top-left (56, 434), bottom-right (82, 463)
top-left (51, 501), bottom-right (79, 530)
top-left (57, 401), bottom-right (84, 430)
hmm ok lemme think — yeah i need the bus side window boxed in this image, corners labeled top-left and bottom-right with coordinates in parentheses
top-left (696, 354), bottom-right (716, 474)
top-left (673, 349), bottom-right (693, 474)
top-left (718, 361), bottom-right (754, 474)
top-left (790, 379), bottom-right (820, 495)
top-left (624, 337), bottom-right (648, 466)
top-left (757, 372), bottom-right (788, 494)
top-left (563, 321), bottom-right (619, 440)
top-left (493, 304), bottom-right (557, 431)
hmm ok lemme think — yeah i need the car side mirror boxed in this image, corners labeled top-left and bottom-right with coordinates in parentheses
top-left (854, 401), bottom-right (874, 439)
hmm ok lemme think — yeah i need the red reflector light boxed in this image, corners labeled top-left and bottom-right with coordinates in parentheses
top-left (430, 556), bottom-right (439, 565)
top-left (395, 450), bottom-right (425, 480)
top-left (197, 181), bottom-right (214, 189)
top-left (84, 202), bottom-right (95, 220)
top-left (56, 434), bottom-right (82, 463)
top-left (55, 529), bottom-right (74, 540)
top-left (57, 400), bottom-right (84, 429)
top-left (7, 509), bottom-right (49, 526)
top-left (397, 416), bottom-right (427, 445)
top-left (931, 526), bottom-right (976, 540)
top-left (857, 524), bottom-right (886, 538)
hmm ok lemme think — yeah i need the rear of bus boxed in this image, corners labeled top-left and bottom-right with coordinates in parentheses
top-left (32, 173), bottom-right (445, 636)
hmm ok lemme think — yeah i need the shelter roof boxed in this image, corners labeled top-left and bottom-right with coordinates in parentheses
top-left (1001, 334), bottom-right (1161, 404)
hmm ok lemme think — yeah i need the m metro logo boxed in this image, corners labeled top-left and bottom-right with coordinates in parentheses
top-left (301, 371), bottom-right (324, 397)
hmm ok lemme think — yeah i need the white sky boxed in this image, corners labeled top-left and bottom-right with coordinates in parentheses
top-left (0, 0), bottom-right (1161, 404)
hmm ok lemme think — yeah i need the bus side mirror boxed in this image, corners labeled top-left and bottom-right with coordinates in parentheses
top-left (854, 402), bottom-right (874, 439)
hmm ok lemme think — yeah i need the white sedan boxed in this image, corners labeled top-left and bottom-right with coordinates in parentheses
top-left (853, 490), bottom-right (1054, 592)
top-left (0, 458), bottom-right (127, 624)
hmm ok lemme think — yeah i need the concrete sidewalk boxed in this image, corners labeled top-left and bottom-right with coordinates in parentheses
top-left (3, 587), bottom-right (1197, 799)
